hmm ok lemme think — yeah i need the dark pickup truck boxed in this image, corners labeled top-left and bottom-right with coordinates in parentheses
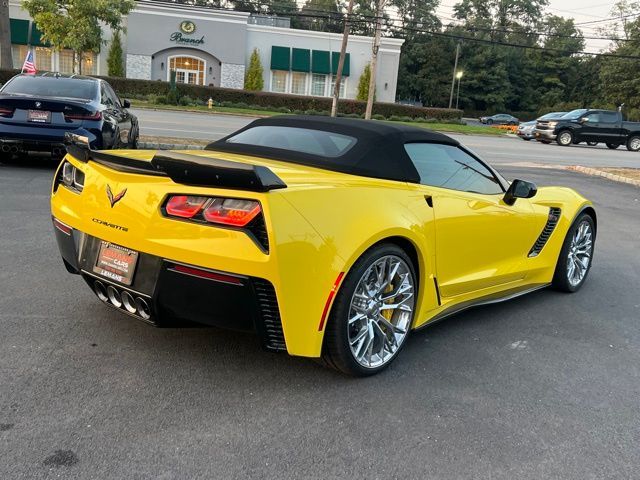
top-left (536, 108), bottom-right (640, 151)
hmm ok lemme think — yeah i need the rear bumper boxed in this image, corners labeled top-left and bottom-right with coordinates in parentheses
top-left (52, 218), bottom-right (287, 351)
top-left (517, 131), bottom-right (535, 139)
top-left (0, 125), bottom-right (100, 152)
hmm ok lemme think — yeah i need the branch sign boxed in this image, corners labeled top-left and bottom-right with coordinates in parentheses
top-left (170, 21), bottom-right (204, 45)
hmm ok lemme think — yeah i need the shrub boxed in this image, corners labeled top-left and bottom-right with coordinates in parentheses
top-left (107, 32), bottom-right (125, 77)
top-left (372, 113), bottom-right (386, 120)
top-left (244, 48), bottom-right (264, 91)
top-left (155, 95), bottom-right (167, 104)
top-left (356, 63), bottom-right (374, 101)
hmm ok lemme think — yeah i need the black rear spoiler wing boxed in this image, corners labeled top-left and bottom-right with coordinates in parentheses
top-left (64, 132), bottom-right (287, 192)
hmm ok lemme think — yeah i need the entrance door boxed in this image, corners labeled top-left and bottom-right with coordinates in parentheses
top-left (169, 56), bottom-right (205, 86)
top-left (175, 69), bottom-right (199, 85)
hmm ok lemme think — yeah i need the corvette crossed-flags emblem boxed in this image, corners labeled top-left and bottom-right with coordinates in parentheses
top-left (106, 185), bottom-right (127, 208)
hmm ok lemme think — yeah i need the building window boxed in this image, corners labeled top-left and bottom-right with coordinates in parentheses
top-left (329, 75), bottom-right (346, 98)
top-left (311, 73), bottom-right (326, 96)
top-left (271, 70), bottom-right (288, 93)
top-left (81, 52), bottom-right (97, 75)
top-left (290, 72), bottom-right (307, 95)
top-left (35, 47), bottom-right (53, 72)
top-left (59, 49), bottom-right (74, 74)
top-left (169, 56), bottom-right (206, 86)
top-left (11, 45), bottom-right (29, 69)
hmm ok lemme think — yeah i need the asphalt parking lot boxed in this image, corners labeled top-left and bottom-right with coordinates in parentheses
top-left (1, 153), bottom-right (639, 479)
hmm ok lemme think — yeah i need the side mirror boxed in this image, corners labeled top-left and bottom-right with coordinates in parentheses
top-left (122, 99), bottom-right (131, 108)
top-left (503, 179), bottom-right (537, 205)
top-left (578, 117), bottom-right (587, 124)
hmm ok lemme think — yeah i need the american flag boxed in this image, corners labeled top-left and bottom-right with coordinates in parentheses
top-left (22, 50), bottom-right (36, 74)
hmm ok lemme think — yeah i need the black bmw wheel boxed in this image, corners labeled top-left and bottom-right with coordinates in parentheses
top-left (552, 213), bottom-right (595, 293)
top-left (321, 243), bottom-right (416, 376)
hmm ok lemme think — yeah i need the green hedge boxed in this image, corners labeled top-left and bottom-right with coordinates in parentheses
top-left (0, 70), bottom-right (460, 120)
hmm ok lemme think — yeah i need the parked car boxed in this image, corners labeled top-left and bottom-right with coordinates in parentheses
top-left (480, 113), bottom-right (519, 125)
top-left (517, 120), bottom-right (536, 140)
top-left (0, 73), bottom-right (139, 159)
top-left (534, 112), bottom-right (568, 143)
top-left (544, 109), bottom-right (640, 151)
top-left (53, 116), bottom-right (596, 376)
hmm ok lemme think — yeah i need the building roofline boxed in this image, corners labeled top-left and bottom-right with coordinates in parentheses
top-left (247, 24), bottom-right (405, 47)
top-left (134, 0), bottom-right (251, 21)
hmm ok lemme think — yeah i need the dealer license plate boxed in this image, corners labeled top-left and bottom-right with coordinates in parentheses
top-left (93, 241), bottom-right (139, 286)
top-left (28, 110), bottom-right (51, 123)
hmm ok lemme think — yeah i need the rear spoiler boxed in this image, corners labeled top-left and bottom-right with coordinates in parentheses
top-left (64, 133), bottom-right (287, 192)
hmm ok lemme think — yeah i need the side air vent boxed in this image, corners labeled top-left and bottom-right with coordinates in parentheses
top-left (246, 214), bottom-right (269, 253)
top-left (253, 279), bottom-right (286, 351)
top-left (529, 207), bottom-right (562, 257)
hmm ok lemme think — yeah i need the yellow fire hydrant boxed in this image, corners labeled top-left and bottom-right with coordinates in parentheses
top-left (208, 98), bottom-right (213, 109)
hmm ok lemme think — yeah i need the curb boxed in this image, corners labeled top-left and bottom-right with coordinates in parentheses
top-left (567, 165), bottom-right (640, 187)
top-left (138, 142), bottom-right (204, 150)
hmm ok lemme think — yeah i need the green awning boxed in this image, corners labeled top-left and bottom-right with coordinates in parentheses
top-left (311, 50), bottom-right (330, 74)
top-left (30, 24), bottom-right (50, 47)
top-left (10, 19), bottom-right (30, 45)
top-left (291, 48), bottom-right (310, 72)
top-left (270, 46), bottom-right (290, 71)
top-left (331, 52), bottom-right (350, 77)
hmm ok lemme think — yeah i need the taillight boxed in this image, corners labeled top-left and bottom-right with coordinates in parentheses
top-left (55, 161), bottom-right (85, 193)
top-left (64, 111), bottom-right (102, 121)
top-left (165, 195), bottom-right (208, 218)
top-left (0, 107), bottom-right (14, 117)
top-left (202, 198), bottom-right (261, 226)
top-left (164, 195), bottom-right (262, 227)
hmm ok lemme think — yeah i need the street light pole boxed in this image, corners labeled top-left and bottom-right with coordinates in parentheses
top-left (455, 70), bottom-right (463, 110)
top-left (448, 42), bottom-right (460, 110)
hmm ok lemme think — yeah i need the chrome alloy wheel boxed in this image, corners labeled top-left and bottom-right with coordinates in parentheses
top-left (347, 255), bottom-right (415, 368)
top-left (567, 221), bottom-right (593, 287)
top-left (558, 131), bottom-right (572, 146)
top-left (629, 137), bottom-right (640, 151)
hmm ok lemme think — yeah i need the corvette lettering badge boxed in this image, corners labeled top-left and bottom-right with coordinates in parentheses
top-left (106, 184), bottom-right (127, 208)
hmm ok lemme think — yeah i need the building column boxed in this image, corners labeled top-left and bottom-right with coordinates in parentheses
top-left (126, 54), bottom-right (152, 80)
top-left (220, 63), bottom-right (245, 89)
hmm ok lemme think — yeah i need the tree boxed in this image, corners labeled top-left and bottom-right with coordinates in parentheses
top-left (298, 0), bottom-right (342, 33)
top-left (356, 63), bottom-right (374, 101)
top-left (244, 48), bottom-right (264, 91)
top-left (0, 0), bottom-right (12, 69)
top-left (107, 31), bottom-right (125, 77)
top-left (22, 0), bottom-right (135, 74)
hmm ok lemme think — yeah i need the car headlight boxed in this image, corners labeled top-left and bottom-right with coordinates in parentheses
top-left (548, 121), bottom-right (558, 128)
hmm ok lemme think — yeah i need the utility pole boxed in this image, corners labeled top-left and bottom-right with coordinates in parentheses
top-left (331, 0), bottom-right (354, 117)
top-left (448, 42), bottom-right (460, 109)
top-left (0, 0), bottom-right (13, 69)
top-left (365, 0), bottom-right (386, 120)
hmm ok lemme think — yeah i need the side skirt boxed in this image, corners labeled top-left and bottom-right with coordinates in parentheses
top-left (413, 283), bottom-right (550, 331)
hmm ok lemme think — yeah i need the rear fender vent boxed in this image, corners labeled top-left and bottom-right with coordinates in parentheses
top-left (528, 207), bottom-right (562, 257)
top-left (246, 214), bottom-right (269, 253)
top-left (253, 279), bottom-right (286, 351)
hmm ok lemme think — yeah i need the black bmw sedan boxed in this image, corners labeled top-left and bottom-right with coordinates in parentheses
top-left (0, 73), bottom-right (139, 159)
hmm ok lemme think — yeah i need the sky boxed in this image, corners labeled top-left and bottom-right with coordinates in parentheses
top-left (433, 0), bottom-right (622, 53)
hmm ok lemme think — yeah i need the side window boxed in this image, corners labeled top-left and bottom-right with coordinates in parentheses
top-left (600, 112), bottom-right (618, 123)
top-left (100, 85), bottom-right (113, 107)
top-left (584, 113), bottom-right (600, 123)
top-left (404, 143), bottom-right (504, 195)
top-left (105, 84), bottom-right (121, 108)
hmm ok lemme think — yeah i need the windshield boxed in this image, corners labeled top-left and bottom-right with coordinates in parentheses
top-left (1, 76), bottom-right (98, 101)
top-left (539, 112), bottom-right (567, 120)
top-left (562, 109), bottom-right (588, 120)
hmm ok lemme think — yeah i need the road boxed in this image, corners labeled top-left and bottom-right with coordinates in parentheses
top-left (132, 108), bottom-right (640, 169)
top-left (1, 158), bottom-right (639, 479)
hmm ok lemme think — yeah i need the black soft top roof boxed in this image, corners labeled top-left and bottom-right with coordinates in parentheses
top-left (206, 115), bottom-right (459, 183)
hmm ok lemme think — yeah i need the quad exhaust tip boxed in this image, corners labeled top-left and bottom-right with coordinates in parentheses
top-left (94, 280), bottom-right (153, 321)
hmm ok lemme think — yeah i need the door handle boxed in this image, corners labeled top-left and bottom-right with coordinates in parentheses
top-left (424, 195), bottom-right (433, 208)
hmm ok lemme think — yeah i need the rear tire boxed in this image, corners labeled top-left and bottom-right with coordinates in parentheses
top-left (557, 130), bottom-right (573, 146)
top-left (606, 143), bottom-right (620, 150)
top-left (626, 135), bottom-right (640, 152)
top-left (587, 141), bottom-right (598, 146)
top-left (321, 243), bottom-right (417, 376)
top-left (552, 213), bottom-right (595, 293)
top-left (487, 119), bottom-right (493, 125)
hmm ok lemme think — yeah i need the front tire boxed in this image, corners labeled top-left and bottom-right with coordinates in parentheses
top-left (626, 135), bottom-right (640, 152)
top-left (606, 143), bottom-right (620, 150)
top-left (552, 213), bottom-right (595, 293)
top-left (321, 244), bottom-right (417, 376)
top-left (486, 119), bottom-right (493, 125)
top-left (557, 130), bottom-right (573, 146)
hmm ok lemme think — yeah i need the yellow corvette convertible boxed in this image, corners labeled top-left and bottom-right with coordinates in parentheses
top-left (51, 116), bottom-right (596, 376)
